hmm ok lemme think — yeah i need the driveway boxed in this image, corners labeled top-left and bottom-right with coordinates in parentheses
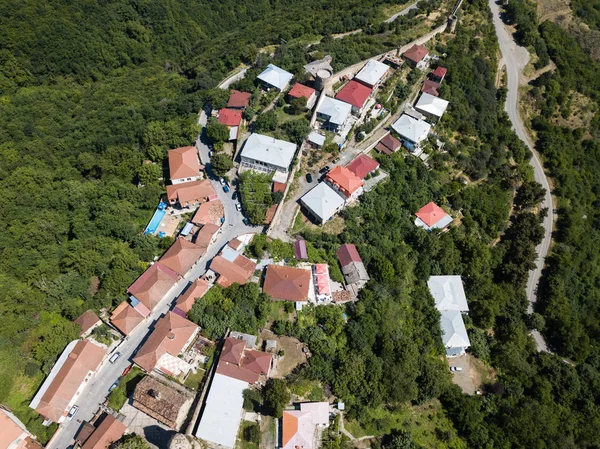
top-left (488, 0), bottom-right (553, 351)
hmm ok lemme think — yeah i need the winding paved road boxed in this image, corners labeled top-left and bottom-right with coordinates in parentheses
top-left (489, 0), bottom-right (553, 351)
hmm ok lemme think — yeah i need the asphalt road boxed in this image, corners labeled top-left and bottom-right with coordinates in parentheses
top-left (489, 0), bottom-right (553, 351)
top-left (48, 132), bottom-right (257, 449)
top-left (384, 0), bottom-right (420, 23)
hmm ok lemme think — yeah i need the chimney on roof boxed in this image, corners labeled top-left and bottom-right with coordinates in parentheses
top-left (168, 332), bottom-right (175, 340)
top-left (148, 389), bottom-right (161, 399)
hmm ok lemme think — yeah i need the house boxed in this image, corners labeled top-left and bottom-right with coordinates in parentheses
top-left (257, 64), bottom-right (293, 91)
top-left (375, 133), bottom-right (402, 155)
top-left (300, 182), bottom-right (345, 224)
top-left (313, 264), bottom-right (332, 303)
top-left (74, 310), bottom-right (101, 337)
top-left (324, 166), bottom-right (364, 202)
top-left (263, 265), bottom-right (311, 303)
top-left (166, 179), bottom-right (217, 209)
top-left (427, 276), bottom-right (469, 312)
top-left (391, 114), bottom-right (431, 151)
top-left (159, 237), bottom-right (207, 276)
top-left (196, 336), bottom-right (272, 448)
top-left (346, 154), bottom-right (379, 180)
top-left (294, 239), bottom-right (308, 260)
top-left (307, 131), bottom-right (326, 149)
top-left (353, 59), bottom-right (389, 88)
top-left (208, 243), bottom-right (257, 287)
top-left (415, 202), bottom-right (453, 231)
top-left (127, 262), bottom-right (180, 315)
top-left (133, 312), bottom-right (199, 376)
top-left (240, 133), bottom-right (297, 175)
top-left (192, 199), bottom-right (224, 226)
top-left (217, 108), bottom-right (243, 141)
top-left (168, 146), bottom-right (201, 185)
top-left (175, 279), bottom-right (210, 314)
top-left (132, 376), bottom-right (193, 430)
top-left (110, 301), bottom-right (144, 336)
top-left (317, 96), bottom-right (352, 133)
top-left (194, 223), bottom-right (220, 249)
top-left (29, 340), bottom-right (106, 424)
top-left (337, 244), bottom-right (370, 292)
top-left (439, 309), bottom-right (471, 356)
top-left (228, 90), bottom-right (251, 109)
top-left (335, 80), bottom-right (373, 115)
top-left (80, 414), bottom-right (127, 449)
top-left (228, 238), bottom-right (244, 252)
top-left (431, 66), bottom-right (447, 83)
top-left (384, 54), bottom-right (404, 69)
top-left (421, 80), bottom-right (441, 97)
top-left (0, 409), bottom-right (43, 449)
top-left (281, 402), bottom-right (330, 449)
top-left (414, 92), bottom-right (449, 122)
top-left (288, 83), bottom-right (317, 109)
top-left (403, 44), bottom-right (429, 68)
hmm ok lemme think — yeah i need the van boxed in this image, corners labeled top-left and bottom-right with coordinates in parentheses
top-left (109, 352), bottom-right (121, 364)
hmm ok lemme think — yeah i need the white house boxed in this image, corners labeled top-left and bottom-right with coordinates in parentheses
top-left (391, 114), bottom-right (431, 152)
top-left (257, 64), bottom-right (294, 91)
top-left (414, 92), bottom-right (450, 122)
top-left (353, 59), bottom-right (389, 88)
top-left (240, 133), bottom-right (297, 174)
top-left (300, 182), bottom-right (345, 223)
top-left (439, 309), bottom-right (471, 357)
top-left (317, 96), bottom-right (352, 133)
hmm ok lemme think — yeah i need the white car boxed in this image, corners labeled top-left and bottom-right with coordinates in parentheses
top-left (450, 366), bottom-right (463, 372)
top-left (219, 177), bottom-right (226, 186)
top-left (209, 150), bottom-right (213, 158)
top-left (235, 203), bottom-right (242, 212)
top-left (66, 405), bottom-right (79, 421)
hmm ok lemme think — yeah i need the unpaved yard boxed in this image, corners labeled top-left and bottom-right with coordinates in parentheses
top-left (448, 353), bottom-right (494, 395)
top-left (259, 330), bottom-right (307, 378)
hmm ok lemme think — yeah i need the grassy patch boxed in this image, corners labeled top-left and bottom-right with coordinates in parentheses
top-left (238, 421), bottom-right (260, 449)
top-left (184, 369), bottom-right (206, 390)
top-left (107, 367), bottom-right (144, 411)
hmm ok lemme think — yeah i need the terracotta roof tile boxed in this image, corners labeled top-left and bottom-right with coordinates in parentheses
top-left (403, 44), bottom-right (428, 64)
top-left (377, 134), bottom-right (401, 153)
top-left (218, 109), bottom-right (243, 127)
top-left (325, 166), bottom-right (364, 197)
top-left (192, 200), bottom-right (224, 226)
top-left (195, 223), bottom-right (220, 248)
top-left (421, 80), bottom-right (440, 97)
top-left (288, 83), bottom-right (316, 100)
top-left (263, 265), bottom-right (311, 301)
top-left (210, 253), bottom-right (256, 287)
top-left (132, 376), bottom-right (188, 427)
top-left (432, 66), bottom-right (447, 78)
top-left (335, 80), bottom-right (372, 109)
top-left (168, 147), bottom-right (200, 181)
top-left (166, 180), bottom-right (217, 206)
top-left (415, 202), bottom-right (449, 227)
top-left (110, 301), bottom-right (144, 335)
top-left (346, 154), bottom-right (379, 179)
top-left (81, 414), bottom-right (126, 449)
top-left (337, 244), bottom-right (363, 267)
top-left (175, 279), bottom-right (210, 314)
top-left (127, 262), bottom-right (180, 311)
top-left (74, 310), bottom-right (100, 335)
top-left (228, 90), bottom-right (251, 108)
top-left (159, 238), bottom-right (207, 276)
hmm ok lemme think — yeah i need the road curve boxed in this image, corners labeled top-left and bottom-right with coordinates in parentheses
top-left (488, 0), bottom-right (553, 351)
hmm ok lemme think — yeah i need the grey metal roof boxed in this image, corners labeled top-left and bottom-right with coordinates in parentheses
top-left (354, 59), bottom-right (389, 86)
top-left (257, 64), bottom-right (294, 90)
top-left (391, 114), bottom-right (431, 143)
top-left (300, 182), bottom-right (345, 222)
top-left (241, 133), bottom-right (297, 170)
top-left (415, 92), bottom-right (449, 118)
top-left (428, 275), bottom-right (469, 312)
top-left (440, 309), bottom-right (471, 349)
top-left (317, 96), bottom-right (352, 126)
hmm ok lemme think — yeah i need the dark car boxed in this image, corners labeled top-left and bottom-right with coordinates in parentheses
top-left (306, 173), bottom-right (313, 183)
top-left (319, 166), bottom-right (330, 174)
top-left (243, 217), bottom-right (251, 226)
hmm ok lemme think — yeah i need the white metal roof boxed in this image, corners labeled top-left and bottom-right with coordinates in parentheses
top-left (440, 309), bottom-right (471, 349)
top-left (354, 59), bottom-right (389, 86)
top-left (257, 64), bottom-right (294, 90)
top-left (317, 96), bottom-right (352, 126)
top-left (195, 372), bottom-right (248, 448)
top-left (415, 92), bottom-right (449, 118)
top-left (241, 133), bottom-right (297, 171)
top-left (428, 276), bottom-right (469, 312)
top-left (414, 214), bottom-right (453, 231)
top-left (300, 183), bottom-right (345, 222)
top-left (308, 131), bottom-right (326, 146)
top-left (391, 114), bottom-right (431, 143)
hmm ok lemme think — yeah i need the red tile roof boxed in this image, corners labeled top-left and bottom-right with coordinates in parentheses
top-left (220, 338), bottom-right (246, 365)
top-left (133, 312), bottom-right (198, 372)
top-left (421, 80), bottom-right (440, 97)
top-left (166, 180), bottom-right (217, 206)
top-left (192, 199), bottom-right (224, 226)
top-left (376, 134), bottom-right (401, 154)
top-left (127, 262), bottom-right (180, 312)
top-left (346, 154), bottom-right (380, 179)
top-left (288, 83), bottom-right (316, 100)
top-left (325, 166), bottom-right (364, 197)
top-left (273, 181), bottom-right (287, 193)
top-left (403, 44), bottom-right (428, 64)
top-left (33, 340), bottom-right (106, 422)
top-left (110, 301), bottom-right (144, 335)
top-left (210, 253), bottom-right (256, 288)
top-left (159, 238), bottom-right (207, 276)
top-left (218, 108), bottom-right (243, 127)
top-left (74, 310), bottom-right (101, 336)
top-left (337, 244), bottom-right (363, 267)
top-left (81, 415), bottom-right (127, 449)
top-left (335, 80), bottom-right (372, 109)
top-left (415, 202), bottom-right (449, 227)
top-left (228, 90), bottom-right (251, 108)
top-left (176, 279), bottom-right (210, 313)
top-left (263, 265), bottom-right (311, 302)
top-left (168, 147), bottom-right (200, 181)
top-left (195, 223), bottom-right (220, 248)
top-left (216, 337), bottom-right (272, 383)
top-left (432, 66), bottom-right (447, 79)
top-left (265, 204), bottom-right (277, 224)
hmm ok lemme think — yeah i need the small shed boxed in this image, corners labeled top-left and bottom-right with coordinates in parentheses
top-left (294, 239), bottom-right (308, 260)
top-left (265, 340), bottom-right (278, 353)
top-left (308, 131), bottom-right (326, 149)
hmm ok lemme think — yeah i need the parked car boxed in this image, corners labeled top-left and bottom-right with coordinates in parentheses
top-left (243, 217), bottom-right (250, 226)
top-left (121, 364), bottom-right (133, 377)
top-left (235, 203), bottom-right (242, 212)
top-left (109, 352), bottom-right (121, 364)
top-left (67, 405), bottom-right (79, 421)
top-left (306, 173), bottom-right (313, 183)
top-left (319, 166), bottom-right (330, 174)
top-left (109, 380), bottom-right (120, 393)
top-left (219, 177), bottom-right (227, 186)
top-left (450, 366), bottom-right (463, 372)
top-left (209, 150), bottom-right (213, 158)
top-left (223, 185), bottom-right (230, 193)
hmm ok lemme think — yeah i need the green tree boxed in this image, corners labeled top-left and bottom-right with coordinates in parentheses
top-left (288, 97), bottom-right (307, 114)
top-left (254, 110), bottom-right (278, 133)
top-left (211, 153), bottom-right (234, 176)
top-left (283, 118), bottom-right (310, 144)
top-left (262, 378), bottom-right (290, 418)
top-left (206, 117), bottom-right (230, 143)
top-left (137, 163), bottom-right (161, 185)
top-left (111, 434), bottom-right (149, 449)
